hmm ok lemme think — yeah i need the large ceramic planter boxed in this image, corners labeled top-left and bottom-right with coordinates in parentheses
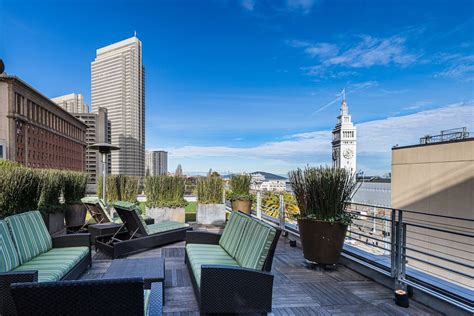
top-left (231, 200), bottom-right (252, 214)
top-left (146, 206), bottom-right (185, 223)
top-left (196, 204), bottom-right (226, 225)
top-left (297, 218), bottom-right (347, 265)
top-left (64, 203), bottom-right (87, 228)
top-left (41, 212), bottom-right (66, 236)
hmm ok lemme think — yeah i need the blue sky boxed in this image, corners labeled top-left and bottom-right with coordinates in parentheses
top-left (1, 0), bottom-right (473, 175)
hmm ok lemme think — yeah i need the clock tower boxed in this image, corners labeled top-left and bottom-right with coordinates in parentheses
top-left (332, 94), bottom-right (357, 175)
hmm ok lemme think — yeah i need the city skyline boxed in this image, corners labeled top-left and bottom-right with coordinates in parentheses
top-left (1, 0), bottom-right (473, 175)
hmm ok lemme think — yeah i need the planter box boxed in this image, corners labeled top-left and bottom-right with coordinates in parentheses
top-left (41, 212), bottom-right (66, 236)
top-left (146, 206), bottom-right (185, 223)
top-left (65, 204), bottom-right (87, 228)
top-left (196, 204), bottom-right (226, 225)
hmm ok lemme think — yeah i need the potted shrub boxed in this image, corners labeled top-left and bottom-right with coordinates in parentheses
top-left (64, 171), bottom-right (89, 228)
top-left (227, 174), bottom-right (253, 214)
top-left (145, 175), bottom-right (187, 223)
top-left (0, 162), bottom-right (40, 219)
top-left (196, 175), bottom-right (225, 225)
top-left (37, 169), bottom-right (67, 236)
top-left (289, 166), bottom-right (358, 265)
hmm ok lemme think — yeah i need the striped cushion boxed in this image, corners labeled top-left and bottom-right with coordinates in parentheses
top-left (219, 211), bottom-right (248, 257)
top-left (12, 246), bottom-right (89, 282)
top-left (147, 221), bottom-right (189, 235)
top-left (186, 244), bottom-right (239, 287)
top-left (6, 211), bottom-right (53, 264)
top-left (234, 218), bottom-right (277, 270)
top-left (0, 220), bottom-right (20, 272)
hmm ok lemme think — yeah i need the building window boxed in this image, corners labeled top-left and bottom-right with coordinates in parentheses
top-left (0, 145), bottom-right (3, 160)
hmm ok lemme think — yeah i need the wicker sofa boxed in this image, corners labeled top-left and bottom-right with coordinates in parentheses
top-left (9, 278), bottom-right (162, 316)
top-left (0, 211), bottom-right (91, 315)
top-left (185, 211), bottom-right (281, 314)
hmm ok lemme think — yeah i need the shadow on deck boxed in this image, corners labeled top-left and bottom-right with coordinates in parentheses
top-left (80, 225), bottom-right (439, 315)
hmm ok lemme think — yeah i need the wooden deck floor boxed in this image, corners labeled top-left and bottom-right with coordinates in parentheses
top-left (80, 225), bottom-right (439, 315)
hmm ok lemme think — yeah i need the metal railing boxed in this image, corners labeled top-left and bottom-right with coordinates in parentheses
top-left (227, 192), bottom-right (474, 313)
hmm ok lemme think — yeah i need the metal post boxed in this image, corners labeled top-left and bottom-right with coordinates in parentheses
top-left (390, 209), bottom-right (397, 278)
top-left (256, 191), bottom-right (262, 219)
top-left (279, 193), bottom-right (286, 232)
top-left (102, 153), bottom-right (107, 203)
top-left (395, 209), bottom-right (406, 290)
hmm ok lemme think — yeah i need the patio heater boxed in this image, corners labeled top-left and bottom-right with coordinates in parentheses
top-left (89, 143), bottom-right (120, 210)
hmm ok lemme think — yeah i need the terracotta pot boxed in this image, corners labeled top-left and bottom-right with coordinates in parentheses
top-left (231, 200), bottom-right (252, 214)
top-left (65, 204), bottom-right (87, 228)
top-left (297, 218), bottom-right (347, 265)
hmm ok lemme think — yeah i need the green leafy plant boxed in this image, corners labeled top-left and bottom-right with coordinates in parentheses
top-left (261, 191), bottom-right (299, 221)
top-left (227, 174), bottom-right (252, 201)
top-left (0, 166), bottom-right (41, 217)
top-left (97, 175), bottom-right (139, 203)
top-left (197, 176), bottom-right (223, 204)
top-left (289, 166), bottom-right (359, 225)
top-left (37, 169), bottom-right (65, 213)
top-left (145, 175), bottom-right (187, 208)
top-left (63, 171), bottom-right (89, 204)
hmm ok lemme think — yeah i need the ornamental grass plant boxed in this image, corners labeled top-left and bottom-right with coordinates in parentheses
top-left (227, 174), bottom-right (252, 201)
top-left (288, 166), bottom-right (358, 225)
top-left (145, 175), bottom-right (187, 208)
top-left (197, 176), bottom-right (223, 204)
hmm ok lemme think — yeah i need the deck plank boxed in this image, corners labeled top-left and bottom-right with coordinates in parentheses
top-left (80, 225), bottom-right (439, 315)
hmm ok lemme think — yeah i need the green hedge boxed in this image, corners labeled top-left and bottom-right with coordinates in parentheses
top-left (0, 163), bottom-right (89, 218)
top-left (145, 175), bottom-right (187, 208)
top-left (97, 175), bottom-right (139, 203)
top-left (197, 176), bottom-right (223, 204)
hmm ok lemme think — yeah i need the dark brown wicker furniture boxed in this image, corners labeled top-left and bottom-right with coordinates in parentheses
top-left (185, 211), bottom-right (281, 314)
top-left (88, 222), bottom-right (124, 244)
top-left (10, 278), bottom-right (163, 316)
top-left (103, 257), bottom-right (165, 294)
top-left (95, 201), bottom-right (192, 258)
top-left (0, 211), bottom-right (91, 315)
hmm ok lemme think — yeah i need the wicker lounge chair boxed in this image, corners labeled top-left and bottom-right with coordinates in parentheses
top-left (185, 211), bottom-right (281, 314)
top-left (0, 211), bottom-right (91, 315)
top-left (81, 197), bottom-right (154, 226)
top-left (95, 201), bottom-right (192, 258)
top-left (9, 278), bottom-right (162, 316)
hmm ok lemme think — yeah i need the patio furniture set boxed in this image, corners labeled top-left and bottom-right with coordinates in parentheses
top-left (0, 199), bottom-right (281, 315)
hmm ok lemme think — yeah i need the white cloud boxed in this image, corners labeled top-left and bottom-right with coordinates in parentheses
top-left (285, 0), bottom-right (318, 14)
top-left (240, 0), bottom-right (256, 11)
top-left (160, 102), bottom-right (474, 174)
top-left (295, 35), bottom-right (418, 78)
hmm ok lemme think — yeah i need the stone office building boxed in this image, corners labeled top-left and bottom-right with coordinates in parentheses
top-left (0, 74), bottom-right (87, 171)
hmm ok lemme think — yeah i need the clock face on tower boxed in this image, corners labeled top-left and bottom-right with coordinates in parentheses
top-left (343, 148), bottom-right (353, 159)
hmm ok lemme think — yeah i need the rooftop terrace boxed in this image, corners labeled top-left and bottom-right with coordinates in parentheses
top-left (81, 224), bottom-right (439, 315)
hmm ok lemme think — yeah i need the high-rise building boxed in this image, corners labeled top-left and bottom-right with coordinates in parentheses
top-left (91, 36), bottom-right (145, 176)
top-left (145, 150), bottom-right (168, 176)
top-left (73, 108), bottom-right (111, 185)
top-left (51, 93), bottom-right (89, 114)
top-left (332, 95), bottom-right (357, 175)
top-left (0, 74), bottom-right (87, 170)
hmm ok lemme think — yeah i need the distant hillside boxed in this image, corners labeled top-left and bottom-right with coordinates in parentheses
top-left (250, 171), bottom-right (287, 180)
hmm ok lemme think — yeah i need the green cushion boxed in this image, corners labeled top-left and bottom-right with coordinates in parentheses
top-left (80, 196), bottom-right (100, 205)
top-left (234, 218), bottom-right (277, 270)
top-left (186, 244), bottom-right (239, 287)
top-left (0, 220), bottom-right (20, 272)
top-left (12, 246), bottom-right (89, 282)
top-left (147, 221), bottom-right (189, 235)
top-left (144, 289), bottom-right (151, 316)
top-left (82, 197), bottom-right (113, 222)
top-left (5, 211), bottom-right (53, 264)
top-left (219, 211), bottom-right (249, 258)
top-left (113, 201), bottom-right (149, 234)
top-left (112, 214), bottom-right (151, 225)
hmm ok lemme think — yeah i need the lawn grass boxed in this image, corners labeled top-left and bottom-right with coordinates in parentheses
top-left (140, 200), bottom-right (198, 222)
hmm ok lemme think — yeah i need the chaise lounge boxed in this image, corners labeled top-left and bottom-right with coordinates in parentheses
top-left (95, 201), bottom-right (192, 258)
top-left (185, 211), bottom-right (281, 314)
top-left (81, 196), bottom-right (154, 225)
top-left (0, 211), bottom-right (91, 315)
